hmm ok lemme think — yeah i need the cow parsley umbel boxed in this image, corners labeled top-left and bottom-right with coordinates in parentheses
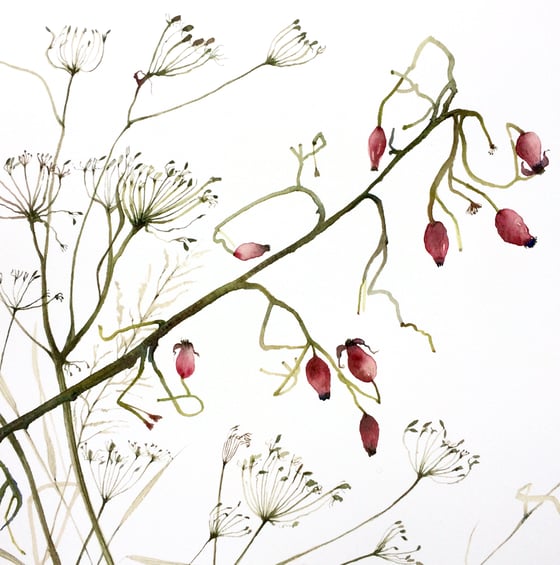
top-left (403, 420), bottom-right (480, 483)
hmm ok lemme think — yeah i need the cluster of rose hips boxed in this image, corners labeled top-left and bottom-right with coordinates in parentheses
top-left (172, 127), bottom-right (548, 457)
top-left (369, 127), bottom-right (548, 266)
top-left (307, 338), bottom-right (380, 457)
top-left (173, 336), bottom-right (380, 457)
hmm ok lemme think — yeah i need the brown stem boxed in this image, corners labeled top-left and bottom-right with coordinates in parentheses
top-left (0, 108), bottom-right (462, 443)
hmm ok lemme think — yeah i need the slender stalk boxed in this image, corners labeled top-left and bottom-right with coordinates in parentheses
top-left (0, 414), bottom-right (61, 564)
top-left (0, 297), bottom-right (60, 562)
top-left (63, 227), bottom-right (139, 357)
top-left (190, 539), bottom-right (210, 564)
top-left (129, 64), bottom-right (265, 126)
top-left (66, 129), bottom-right (127, 342)
top-left (427, 115), bottom-right (459, 222)
top-left (0, 61), bottom-right (62, 124)
top-left (75, 500), bottom-right (106, 565)
top-left (54, 363), bottom-right (114, 565)
top-left (29, 70), bottom-right (118, 561)
top-left (37, 72), bottom-right (75, 357)
top-left (276, 477), bottom-right (421, 564)
top-left (234, 520), bottom-right (267, 565)
top-left (479, 480), bottom-right (560, 564)
top-left (340, 553), bottom-right (372, 564)
top-left (0, 313), bottom-right (16, 366)
top-left (212, 462), bottom-right (226, 565)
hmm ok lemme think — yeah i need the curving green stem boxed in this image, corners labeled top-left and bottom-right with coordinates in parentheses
top-left (458, 117), bottom-right (528, 189)
top-left (369, 289), bottom-right (435, 352)
top-left (449, 175), bottom-right (499, 212)
top-left (357, 194), bottom-right (388, 314)
top-left (378, 36), bottom-right (456, 126)
top-left (479, 480), bottom-right (560, 564)
top-left (213, 185), bottom-right (326, 255)
top-left (427, 115), bottom-right (460, 222)
top-left (151, 345), bottom-right (204, 417)
top-left (63, 226), bottom-right (140, 357)
top-left (0, 414), bottom-right (61, 564)
top-left (129, 64), bottom-right (266, 126)
top-left (0, 61), bottom-right (62, 124)
top-left (245, 281), bottom-right (313, 346)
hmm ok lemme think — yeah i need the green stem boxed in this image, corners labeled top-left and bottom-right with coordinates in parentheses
top-left (368, 289), bottom-right (435, 352)
top-left (357, 194), bottom-right (388, 314)
top-left (276, 477), bottom-right (421, 564)
top-left (129, 64), bottom-right (266, 126)
top-left (378, 36), bottom-right (456, 126)
top-left (458, 118), bottom-right (526, 189)
top-left (66, 128), bottom-right (128, 342)
top-left (450, 176), bottom-right (499, 212)
top-left (63, 227), bottom-right (139, 358)
top-left (38, 72), bottom-right (75, 357)
top-left (212, 462), bottom-right (227, 565)
top-left (151, 346), bottom-right (204, 417)
top-left (0, 301), bottom-right (61, 563)
top-left (0, 312), bottom-right (16, 369)
top-left (244, 282), bottom-right (312, 345)
top-left (213, 184), bottom-right (325, 255)
top-left (340, 552), bottom-right (374, 564)
top-left (55, 364), bottom-right (114, 565)
top-left (234, 520), bottom-right (267, 565)
top-left (0, 414), bottom-right (61, 564)
top-left (427, 115), bottom-right (459, 222)
top-left (0, 61), bottom-right (61, 124)
top-left (479, 480), bottom-right (560, 564)
top-left (75, 500), bottom-right (107, 565)
top-left (190, 539), bottom-right (210, 564)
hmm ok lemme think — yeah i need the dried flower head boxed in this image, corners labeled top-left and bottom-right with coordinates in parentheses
top-left (209, 501), bottom-right (251, 539)
top-left (81, 440), bottom-right (170, 502)
top-left (222, 425), bottom-right (251, 464)
top-left (466, 201), bottom-right (482, 215)
top-left (403, 420), bottom-right (479, 483)
top-left (118, 159), bottom-right (220, 233)
top-left (241, 434), bottom-right (350, 526)
top-left (81, 148), bottom-right (140, 212)
top-left (1, 152), bottom-right (74, 229)
top-left (137, 15), bottom-right (219, 85)
top-left (0, 269), bottom-right (62, 312)
top-left (46, 26), bottom-right (110, 75)
top-left (266, 20), bottom-right (324, 67)
top-left (368, 521), bottom-right (422, 565)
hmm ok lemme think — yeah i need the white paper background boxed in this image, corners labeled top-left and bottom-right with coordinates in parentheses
top-left (0, 1), bottom-right (558, 564)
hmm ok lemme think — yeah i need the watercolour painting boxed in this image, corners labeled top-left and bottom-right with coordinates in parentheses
top-left (0, 1), bottom-right (558, 564)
